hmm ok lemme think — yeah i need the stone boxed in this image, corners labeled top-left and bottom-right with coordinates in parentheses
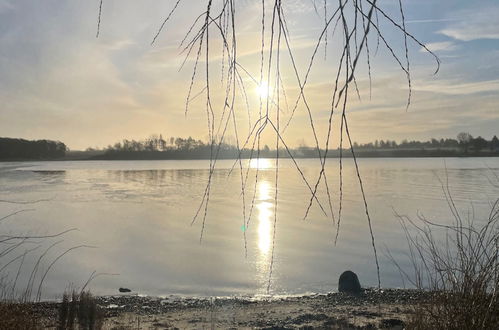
top-left (119, 287), bottom-right (131, 293)
top-left (379, 318), bottom-right (405, 328)
top-left (338, 270), bottom-right (361, 295)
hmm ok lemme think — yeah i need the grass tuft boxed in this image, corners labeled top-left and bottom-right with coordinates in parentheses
top-left (57, 290), bottom-right (104, 330)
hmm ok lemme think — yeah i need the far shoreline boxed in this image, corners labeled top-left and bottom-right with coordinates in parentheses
top-left (2, 151), bottom-right (499, 162)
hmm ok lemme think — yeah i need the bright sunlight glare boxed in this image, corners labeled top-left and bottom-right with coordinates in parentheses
top-left (255, 81), bottom-right (270, 99)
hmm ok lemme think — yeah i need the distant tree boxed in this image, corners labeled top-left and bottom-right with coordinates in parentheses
top-left (443, 138), bottom-right (458, 148)
top-left (471, 136), bottom-right (488, 151)
top-left (174, 137), bottom-right (184, 150)
top-left (457, 132), bottom-right (473, 153)
top-left (490, 135), bottom-right (499, 152)
top-left (185, 137), bottom-right (193, 150)
top-left (145, 135), bottom-right (158, 151)
top-left (122, 139), bottom-right (131, 151)
top-left (159, 134), bottom-right (166, 151)
top-left (131, 140), bottom-right (142, 151)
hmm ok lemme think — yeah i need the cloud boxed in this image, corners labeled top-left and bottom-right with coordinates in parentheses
top-left (439, 6), bottom-right (499, 41)
top-left (406, 18), bottom-right (459, 24)
top-left (413, 79), bottom-right (499, 95)
top-left (345, 90), bottom-right (499, 144)
top-left (283, 0), bottom-right (318, 14)
top-left (420, 41), bottom-right (457, 53)
top-left (103, 38), bottom-right (135, 51)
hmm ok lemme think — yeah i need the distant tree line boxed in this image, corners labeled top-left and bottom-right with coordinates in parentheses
top-left (98, 134), bottom-right (252, 159)
top-left (0, 137), bottom-right (67, 160)
top-left (104, 135), bottom-right (206, 152)
top-left (91, 132), bottom-right (499, 160)
top-left (352, 133), bottom-right (499, 153)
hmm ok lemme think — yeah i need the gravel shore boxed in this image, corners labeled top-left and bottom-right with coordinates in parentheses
top-left (28, 288), bottom-right (428, 329)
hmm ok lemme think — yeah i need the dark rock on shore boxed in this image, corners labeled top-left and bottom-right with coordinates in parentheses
top-left (338, 270), bottom-right (362, 295)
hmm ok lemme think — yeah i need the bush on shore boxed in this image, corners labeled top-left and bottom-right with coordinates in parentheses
top-left (394, 181), bottom-right (499, 329)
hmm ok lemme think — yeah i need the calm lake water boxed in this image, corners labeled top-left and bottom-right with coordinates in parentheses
top-left (0, 158), bottom-right (498, 300)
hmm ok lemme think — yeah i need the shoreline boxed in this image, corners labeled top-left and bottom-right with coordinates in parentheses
top-left (1, 153), bottom-right (499, 163)
top-left (16, 288), bottom-right (428, 329)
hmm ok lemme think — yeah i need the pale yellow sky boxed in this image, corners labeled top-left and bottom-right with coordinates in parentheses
top-left (1, 0), bottom-right (499, 150)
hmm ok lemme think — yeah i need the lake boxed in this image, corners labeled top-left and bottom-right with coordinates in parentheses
top-left (0, 158), bottom-right (498, 300)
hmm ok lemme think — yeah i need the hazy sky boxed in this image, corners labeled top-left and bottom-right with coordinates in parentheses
top-left (1, 0), bottom-right (498, 150)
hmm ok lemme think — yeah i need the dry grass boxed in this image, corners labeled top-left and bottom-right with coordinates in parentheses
top-left (407, 291), bottom-right (499, 329)
top-left (0, 290), bottom-right (104, 329)
top-left (392, 176), bottom-right (499, 330)
top-left (57, 290), bottom-right (104, 330)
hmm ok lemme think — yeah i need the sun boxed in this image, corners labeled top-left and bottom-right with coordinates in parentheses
top-left (255, 81), bottom-right (270, 99)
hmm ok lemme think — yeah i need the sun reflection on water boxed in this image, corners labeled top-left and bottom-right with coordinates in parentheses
top-left (253, 179), bottom-right (276, 293)
top-left (257, 202), bottom-right (272, 254)
top-left (249, 158), bottom-right (272, 170)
